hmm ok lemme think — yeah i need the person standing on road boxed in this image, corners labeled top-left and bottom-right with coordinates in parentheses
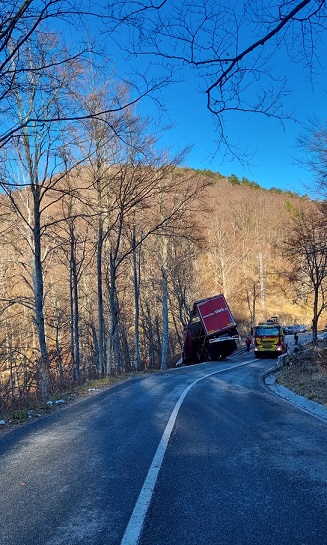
top-left (245, 336), bottom-right (251, 352)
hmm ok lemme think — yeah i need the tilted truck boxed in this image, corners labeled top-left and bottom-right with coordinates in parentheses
top-left (182, 294), bottom-right (239, 364)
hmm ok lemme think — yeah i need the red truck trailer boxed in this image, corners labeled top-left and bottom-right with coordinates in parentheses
top-left (182, 294), bottom-right (239, 364)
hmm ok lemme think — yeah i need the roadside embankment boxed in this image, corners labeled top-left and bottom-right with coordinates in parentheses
top-left (265, 345), bottom-right (327, 420)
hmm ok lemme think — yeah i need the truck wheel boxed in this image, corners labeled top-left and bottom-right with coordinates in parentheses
top-left (203, 348), bottom-right (212, 362)
top-left (255, 353), bottom-right (260, 359)
top-left (182, 329), bottom-right (193, 362)
top-left (182, 354), bottom-right (191, 365)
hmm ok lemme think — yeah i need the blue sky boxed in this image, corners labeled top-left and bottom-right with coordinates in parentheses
top-left (88, 2), bottom-right (327, 198)
top-left (147, 61), bottom-right (327, 197)
top-left (104, 3), bottom-right (327, 198)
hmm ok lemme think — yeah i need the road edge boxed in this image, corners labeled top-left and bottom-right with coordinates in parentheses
top-left (262, 364), bottom-right (327, 422)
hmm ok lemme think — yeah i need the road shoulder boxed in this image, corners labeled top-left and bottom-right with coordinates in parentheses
top-left (265, 372), bottom-right (327, 422)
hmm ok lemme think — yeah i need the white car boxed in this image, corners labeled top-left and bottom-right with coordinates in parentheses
top-left (317, 331), bottom-right (327, 342)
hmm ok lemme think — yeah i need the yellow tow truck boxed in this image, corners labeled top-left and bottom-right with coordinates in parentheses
top-left (254, 317), bottom-right (287, 358)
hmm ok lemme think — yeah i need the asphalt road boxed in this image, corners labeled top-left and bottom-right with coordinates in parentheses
top-left (1, 352), bottom-right (327, 545)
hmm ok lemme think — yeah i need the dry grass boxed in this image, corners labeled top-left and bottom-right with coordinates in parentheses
top-left (276, 345), bottom-right (327, 407)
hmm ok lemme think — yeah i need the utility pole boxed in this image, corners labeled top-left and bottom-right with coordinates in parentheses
top-left (259, 252), bottom-right (265, 310)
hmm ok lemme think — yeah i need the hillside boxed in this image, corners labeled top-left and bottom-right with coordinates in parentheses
top-left (0, 164), bottom-right (324, 413)
top-left (191, 169), bottom-right (315, 332)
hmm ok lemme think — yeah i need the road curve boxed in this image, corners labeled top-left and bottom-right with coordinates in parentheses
top-left (1, 352), bottom-right (327, 545)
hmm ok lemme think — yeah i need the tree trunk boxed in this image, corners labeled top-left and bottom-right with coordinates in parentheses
top-left (132, 229), bottom-right (141, 371)
top-left (69, 224), bottom-right (80, 383)
top-left (97, 232), bottom-right (105, 376)
top-left (313, 287), bottom-right (319, 344)
top-left (108, 259), bottom-right (121, 374)
top-left (73, 272), bottom-right (81, 382)
top-left (161, 269), bottom-right (169, 369)
top-left (69, 258), bottom-right (76, 379)
top-left (161, 237), bottom-right (169, 370)
top-left (33, 188), bottom-right (49, 400)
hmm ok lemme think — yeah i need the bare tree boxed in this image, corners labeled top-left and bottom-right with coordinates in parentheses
top-left (283, 203), bottom-right (327, 341)
top-left (141, 171), bottom-right (208, 369)
top-left (0, 0), bottom-right (174, 149)
top-left (131, 214), bottom-right (142, 370)
top-left (297, 118), bottom-right (327, 197)
top-left (56, 177), bottom-right (92, 384)
top-left (0, 0), bottom-right (86, 145)
top-left (75, 87), bottom-right (124, 377)
top-left (0, 31), bottom-right (82, 399)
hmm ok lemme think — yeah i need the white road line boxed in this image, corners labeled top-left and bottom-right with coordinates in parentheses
top-left (120, 361), bottom-right (248, 545)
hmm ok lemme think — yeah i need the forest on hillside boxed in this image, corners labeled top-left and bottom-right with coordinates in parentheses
top-left (0, 160), bottom-right (321, 413)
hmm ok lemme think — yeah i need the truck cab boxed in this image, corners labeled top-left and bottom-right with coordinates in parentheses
top-left (254, 317), bottom-right (286, 358)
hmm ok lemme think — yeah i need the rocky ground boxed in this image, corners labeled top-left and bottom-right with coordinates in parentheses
top-left (276, 344), bottom-right (327, 408)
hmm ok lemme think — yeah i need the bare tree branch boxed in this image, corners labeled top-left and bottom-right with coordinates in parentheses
top-left (104, 0), bottom-right (327, 160)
